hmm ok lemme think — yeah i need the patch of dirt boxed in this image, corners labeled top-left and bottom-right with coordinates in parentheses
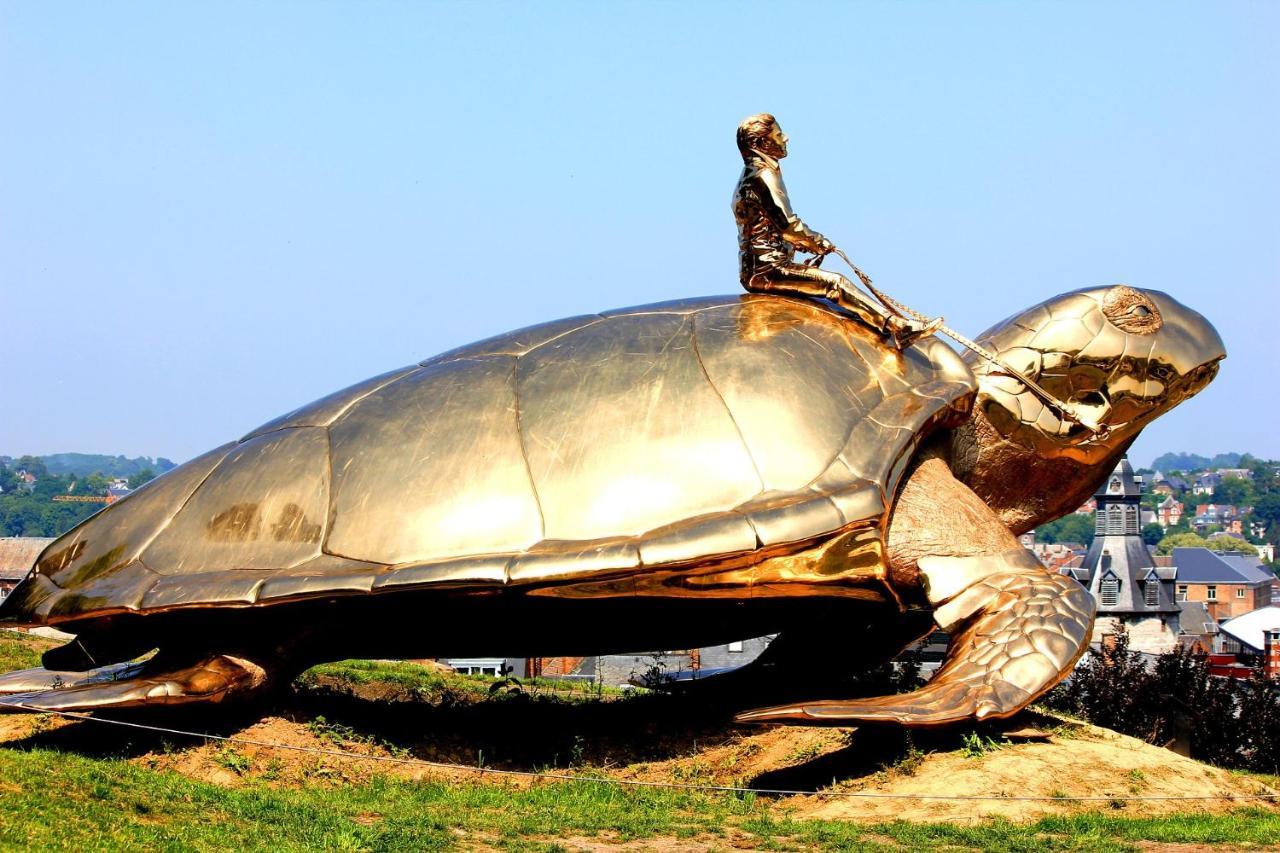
top-left (1, 659), bottom-right (1275, 825)
top-left (787, 721), bottom-right (1279, 824)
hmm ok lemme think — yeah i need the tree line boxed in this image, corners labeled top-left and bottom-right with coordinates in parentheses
top-left (0, 457), bottom-right (157, 538)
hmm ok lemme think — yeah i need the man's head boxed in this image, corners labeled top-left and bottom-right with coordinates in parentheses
top-left (738, 114), bottom-right (788, 160)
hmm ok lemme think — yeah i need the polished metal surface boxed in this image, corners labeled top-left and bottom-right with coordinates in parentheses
top-left (970, 285), bottom-right (1224, 466)
top-left (0, 282), bottom-right (1223, 727)
top-left (3, 294), bottom-right (973, 624)
top-left (732, 113), bottom-right (939, 347)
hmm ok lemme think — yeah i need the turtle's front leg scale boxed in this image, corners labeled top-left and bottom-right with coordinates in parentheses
top-left (736, 549), bottom-right (1095, 727)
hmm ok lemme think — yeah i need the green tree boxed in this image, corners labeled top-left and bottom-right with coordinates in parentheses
top-left (1036, 513), bottom-right (1096, 546)
top-left (128, 468), bottom-right (157, 490)
top-left (1157, 531), bottom-right (1258, 556)
top-left (13, 455), bottom-right (48, 479)
top-left (1211, 476), bottom-right (1255, 507)
top-left (1253, 493), bottom-right (1280, 527)
top-left (1157, 532), bottom-right (1213, 554)
top-left (1141, 522), bottom-right (1165, 546)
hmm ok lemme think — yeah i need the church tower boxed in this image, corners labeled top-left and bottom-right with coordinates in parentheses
top-left (1071, 456), bottom-right (1182, 653)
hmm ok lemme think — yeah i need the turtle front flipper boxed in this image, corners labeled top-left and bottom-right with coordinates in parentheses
top-left (736, 550), bottom-right (1094, 727)
top-left (0, 655), bottom-right (269, 714)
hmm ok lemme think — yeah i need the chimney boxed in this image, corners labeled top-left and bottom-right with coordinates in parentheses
top-left (1265, 630), bottom-right (1280, 681)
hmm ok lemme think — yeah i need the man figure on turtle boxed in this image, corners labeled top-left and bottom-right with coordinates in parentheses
top-left (733, 113), bottom-right (941, 348)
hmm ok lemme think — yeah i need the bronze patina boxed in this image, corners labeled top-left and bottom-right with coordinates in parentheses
top-left (0, 284), bottom-right (1222, 726)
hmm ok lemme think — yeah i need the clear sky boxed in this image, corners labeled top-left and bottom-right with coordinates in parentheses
top-left (1, 2), bottom-right (1276, 468)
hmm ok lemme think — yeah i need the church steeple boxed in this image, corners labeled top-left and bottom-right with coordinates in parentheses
top-left (1076, 455), bottom-right (1178, 614)
top-left (1094, 457), bottom-right (1142, 537)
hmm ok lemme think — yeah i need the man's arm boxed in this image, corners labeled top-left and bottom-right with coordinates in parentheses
top-left (756, 168), bottom-right (833, 255)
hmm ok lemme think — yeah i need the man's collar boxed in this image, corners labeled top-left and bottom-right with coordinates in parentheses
top-left (747, 148), bottom-right (780, 170)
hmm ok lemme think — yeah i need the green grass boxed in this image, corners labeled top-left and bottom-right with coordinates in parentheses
top-left (4, 631), bottom-right (1278, 849)
top-left (0, 746), bottom-right (1277, 851)
top-left (298, 658), bottom-right (625, 704)
top-left (0, 630), bottom-right (56, 672)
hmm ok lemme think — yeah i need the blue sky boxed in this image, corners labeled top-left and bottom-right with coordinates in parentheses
top-left (1, 1), bottom-right (1276, 468)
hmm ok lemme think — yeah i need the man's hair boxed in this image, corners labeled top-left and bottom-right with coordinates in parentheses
top-left (737, 113), bottom-right (777, 154)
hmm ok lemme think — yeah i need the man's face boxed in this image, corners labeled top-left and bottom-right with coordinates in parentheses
top-left (763, 122), bottom-right (789, 159)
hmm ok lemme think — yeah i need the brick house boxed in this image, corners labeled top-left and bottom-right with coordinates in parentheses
top-left (1157, 496), bottom-right (1184, 528)
top-left (1172, 548), bottom-right (1274, 621)
top-left (1192, 504), bottom-right (1241, 531)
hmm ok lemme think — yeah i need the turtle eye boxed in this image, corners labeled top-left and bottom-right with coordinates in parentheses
top-left (1102, 286), bottom-right (1162, 334)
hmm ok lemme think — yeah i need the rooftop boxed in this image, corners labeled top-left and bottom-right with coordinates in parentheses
top-left (0, 537), bottom-right (53, 580)
top-left (1173, 548), bottom-right (1273, 585)
top-left (1219, 606), bottom-right (1280, 652)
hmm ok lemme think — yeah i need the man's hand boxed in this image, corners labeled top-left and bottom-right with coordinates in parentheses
top-left (812, 236), bottom-right (835, 256)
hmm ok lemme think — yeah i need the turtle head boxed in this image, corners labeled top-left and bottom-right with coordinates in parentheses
top-left (951, 285), bottom-right (1223, 533)
top-left (968, 285), bottom-right (1224, 465)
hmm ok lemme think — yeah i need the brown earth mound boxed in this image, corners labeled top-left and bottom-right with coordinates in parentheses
top-left (0, 650), bottom-right (1275, 825)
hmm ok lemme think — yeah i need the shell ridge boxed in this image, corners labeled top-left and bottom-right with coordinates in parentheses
top-left (797, 328), bottom-right (885, 494)
top-left (689, 313), bottom-right (766, 495)
top-left (319, 422), bottom-right (340, 559)
top-left (509, 356), bottom-right (548, 563)
top-left (506, 315), bottom-right (607, 359)
top-left (318, 366), bottom-right (424, 426)
top-left (128, 442), bottom-right (238, 578)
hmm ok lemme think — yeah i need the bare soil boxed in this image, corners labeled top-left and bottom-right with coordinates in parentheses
top-left (1, 661), bottom-right (1275, 826)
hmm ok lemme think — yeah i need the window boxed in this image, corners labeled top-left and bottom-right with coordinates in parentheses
top-left (1124, 506), bottom-right (1138, 534)
top-left (1108, 505), bottom-right (1123, 534)
top-left (727, 641), bottom-right (744, 653)
top-left (1236, 588), bottom-right (1246, 599)
top-left (1206, 586), bottom-right (1217, 601)
top-left (1101, 577), bottom-right (1120, 606)
top-left (1144, 581), bottom-right (1159, 606)
top-left (1177, 584), bottom-right (1188, 602)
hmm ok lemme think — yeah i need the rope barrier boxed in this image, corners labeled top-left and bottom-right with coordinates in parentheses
top-left (4, 703), bottom-right (1277, 803)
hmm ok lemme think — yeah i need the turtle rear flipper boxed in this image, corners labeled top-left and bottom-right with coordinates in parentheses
top-left (736, 551), bottom-right (1095, 727)
top-left (0, 655), bottom-right (269, 714)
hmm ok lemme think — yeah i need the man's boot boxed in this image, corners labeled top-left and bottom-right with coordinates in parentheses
top-left (886, 314), bottom-right (945, 349)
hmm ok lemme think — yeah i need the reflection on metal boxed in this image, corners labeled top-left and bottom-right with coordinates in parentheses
top-left (733, 113), bottom-right (940, 348)
top-left (0, 284), bottom-right (1222, 723)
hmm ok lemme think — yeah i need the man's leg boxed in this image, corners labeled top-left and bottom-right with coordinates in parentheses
top-left (749, 265), bottom-right (889, 331)
top-left (749, 265), bottom-right (942, 348)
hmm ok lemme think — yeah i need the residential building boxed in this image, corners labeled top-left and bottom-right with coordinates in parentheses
top-left (1192, 503), bottom-right (1241, 532)
top-left (1069, 457), bottom-right (1181, 653)
top-left (1157, 496), bottom-right (1184, 528)
top-left (1217, 468), bottom-right (1254, 481)
top-left (1172, 548), bottom-right (1273, 621)
top-left (1192, 472), bottom-right (1222, 495)
top-left (1176, 601), bottom-right (1218, 653)
top-left (1074, 497), bottom-right (1096, 515)
top-left (1218, 606), bottom-right (1280, 665)
top-left (530, 637), bottom-right (775, 687)
top-left (0, 537), bottom-right (53, 600)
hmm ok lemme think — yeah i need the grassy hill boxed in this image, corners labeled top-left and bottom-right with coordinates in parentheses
top-left (1, 631), bottom-right (1276, 850)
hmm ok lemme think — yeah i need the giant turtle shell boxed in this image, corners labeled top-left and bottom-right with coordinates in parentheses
top-left (3, 295), bottom-right (976, 626)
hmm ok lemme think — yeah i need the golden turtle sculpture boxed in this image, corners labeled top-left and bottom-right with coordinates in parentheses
top-left (0, 285), bottom-right (1222, 726)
